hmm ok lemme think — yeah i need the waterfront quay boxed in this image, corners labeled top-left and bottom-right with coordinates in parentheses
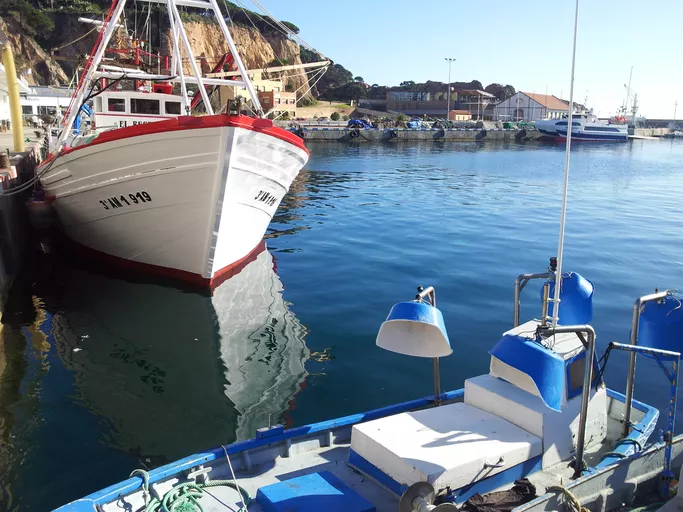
top-left (292, 126), bottom-right (540, 142)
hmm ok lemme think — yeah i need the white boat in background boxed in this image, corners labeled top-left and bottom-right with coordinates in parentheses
top-left (38, 0), bottom-right (311, 287)
top-left (536, 111), bottom-right (629, 142)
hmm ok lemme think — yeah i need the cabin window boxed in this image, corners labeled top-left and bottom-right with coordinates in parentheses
top-left (94, 97), bottom-right (103, 112)
top-left (131, 98), bottom-right (160, 115)
top-left (586, 126), bottom-right (620, 133)
top-left (22, 106), bottom-right (33, 115)
top-left (107, 98), bottom-right (126, 112)
top-left (165, 101), bottom-right (181, 115)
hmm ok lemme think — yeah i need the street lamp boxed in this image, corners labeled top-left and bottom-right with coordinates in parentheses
top-left (445, 58), bottom-right (455, 120)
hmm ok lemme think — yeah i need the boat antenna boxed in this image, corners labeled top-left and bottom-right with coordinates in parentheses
top-left (551, 0), bottom-right (579, 328)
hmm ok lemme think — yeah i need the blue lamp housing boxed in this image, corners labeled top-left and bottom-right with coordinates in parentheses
top-left (376, 301), bottom-right (452, 358)
top-left (543, 272), bottom-right (594, 325)
top-left (638, 295), bottom-right (683, 353)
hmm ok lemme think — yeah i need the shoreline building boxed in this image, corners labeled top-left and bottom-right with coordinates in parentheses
top-left (495, 92), bottom-right (569, 122)
top-left (0, 63), bottom-right (31, 128)
top-left (20, 86), bottom-right (73, 121)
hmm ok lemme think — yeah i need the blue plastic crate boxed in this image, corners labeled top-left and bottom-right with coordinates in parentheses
top-left (256, 471), bottom-right (376, 512)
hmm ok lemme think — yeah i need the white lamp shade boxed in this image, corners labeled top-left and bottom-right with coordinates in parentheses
top-left (376, 301), bottom-right (452, 358)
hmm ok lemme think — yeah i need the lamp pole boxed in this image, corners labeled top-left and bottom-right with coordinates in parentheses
top-left (445, 58), bottom-right (455, 120)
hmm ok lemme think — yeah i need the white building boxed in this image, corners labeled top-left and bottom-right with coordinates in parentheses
top-left (495, 92), bottom-right (569, 122)
top-left (20, 85), bottom-right (73, 120)
top-left (0, 63), bottom-right (31, 126)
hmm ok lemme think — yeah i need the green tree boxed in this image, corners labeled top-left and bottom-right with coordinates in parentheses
top-left (354, 76), bottom-right (364, 82)
top-left (1, 0), bottom-right (55, 36)
top-left (330, 112), bottom-right (340, 121)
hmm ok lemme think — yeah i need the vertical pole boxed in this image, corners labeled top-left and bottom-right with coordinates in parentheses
top-left (169, 0), bottom-right (213, 115)
top-left (573, 326), bottom-right (595, 479)
top-left (624, 66), bottom-right (633, 115)
top-left (623, 291), bottom-right (670, 437)
top-left (674, 100), bottom-right (678, 123)
top-left (1, 41), bottom-right (24, 152)
top-left (541, 283), bottom-right (550, 327)
top-left (663, 357), bottom-right (679, 483)
top-left (54, 0), bottom-right (127, 152)
top-left (166, 0), bottom-right (189, 114)
top-left (632, 93), bottom-right (638, 128)
top-left (433, 357), bottom-right (441, 406)
top-left (513, 277), bottom-right (522, 327)
top-left (207, 0), bottom-right (263, 115)
top-left (551, 0), bottom-right (580, 328)
top-left (446, 61), bottom-right (451, 120)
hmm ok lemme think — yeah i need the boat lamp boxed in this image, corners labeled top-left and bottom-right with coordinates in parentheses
top-left (376, 286), bottom-right (452, 405)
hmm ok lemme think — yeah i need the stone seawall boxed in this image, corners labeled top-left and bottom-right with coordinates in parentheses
top-left (293, 127), bottom-right (543, 143)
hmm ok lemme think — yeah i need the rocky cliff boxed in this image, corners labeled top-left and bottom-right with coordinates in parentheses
top-left (164, 22), bottom-right (310, 95)
top-left (0, 13), bottom-right (311, 98)
top-left (0, 16), bottom-right (68, 85)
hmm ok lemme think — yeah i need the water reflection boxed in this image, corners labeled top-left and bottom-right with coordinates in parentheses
top-left (0, 239), bottom-right (309, 509)
top-left (49, 245), bottom-right (308, 457)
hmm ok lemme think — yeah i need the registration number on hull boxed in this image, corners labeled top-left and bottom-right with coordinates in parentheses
top-left (99, 191), bottom-right (152, 210)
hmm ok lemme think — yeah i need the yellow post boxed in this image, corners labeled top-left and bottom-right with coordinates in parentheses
top-left (2, 41), bottom-right (24, 152)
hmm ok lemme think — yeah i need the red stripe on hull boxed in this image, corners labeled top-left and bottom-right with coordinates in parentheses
top-left (41, 114), bottom-right (308, 167)
top-left (65, 237), bottom-right (266, 291)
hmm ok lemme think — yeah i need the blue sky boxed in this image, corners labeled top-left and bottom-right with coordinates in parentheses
top-left (261, 1), bottom-right (681, 119)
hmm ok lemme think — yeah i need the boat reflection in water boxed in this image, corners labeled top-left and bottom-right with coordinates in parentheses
top-left (50, 243), bottom-right (308, 461)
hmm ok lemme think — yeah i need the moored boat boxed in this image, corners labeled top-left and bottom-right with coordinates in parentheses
top-left (38, 0), bottom-right (311, 287)
top-left (536, 112), bottom-right (629, 142)
top-left (54, 265), bottom-right (682, 512)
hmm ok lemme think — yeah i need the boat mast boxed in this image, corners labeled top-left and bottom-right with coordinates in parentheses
top-left (137, 0), bottom-right (263, 116)
top-left (551, 0), bottom-right (580, 328)
top-left (54, 0), bottom-right (128, 152)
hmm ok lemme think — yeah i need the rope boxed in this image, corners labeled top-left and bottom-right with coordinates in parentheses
top-left (266, 65), bottom-right (328, 120)
top-left (51, 25), bottom-right (99, 53)
top-left (129, 470), bottom-right (251, 512)
top-left (595, 344), bottom-right (614, 386)
top-left (547, 485), bottom-right (589, 512)
top-left (129, 469), bottom-right (150, 505)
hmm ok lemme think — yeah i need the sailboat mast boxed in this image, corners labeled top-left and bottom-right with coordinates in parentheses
top-left (623, 66), bottom-right (633, 114)
top-left (551, 0), bottom-right (580, 328)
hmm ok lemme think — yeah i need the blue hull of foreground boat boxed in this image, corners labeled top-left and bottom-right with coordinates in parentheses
top-left (55, 387), bottom-right (658, 512)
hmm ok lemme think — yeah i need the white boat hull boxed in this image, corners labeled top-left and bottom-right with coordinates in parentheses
top-left (40, 116), bottom-right (308, 286)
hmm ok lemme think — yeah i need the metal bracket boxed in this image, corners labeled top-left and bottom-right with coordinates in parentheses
top-left (483, 456), bottom-right (505, 469)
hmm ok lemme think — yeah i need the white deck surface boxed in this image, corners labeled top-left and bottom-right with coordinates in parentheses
top-left (351, 402), bottom-right (542, 491)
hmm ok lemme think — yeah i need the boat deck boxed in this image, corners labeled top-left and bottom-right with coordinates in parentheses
top-left (99, 392), bottom-right (652, 512)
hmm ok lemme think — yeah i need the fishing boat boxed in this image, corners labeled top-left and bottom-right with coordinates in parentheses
top-left (536, 112), bottom-right (629, 142)
top-left (54, 263), bottom-right (683, 512)
top-left (38, 0), bottom-right (311, 287)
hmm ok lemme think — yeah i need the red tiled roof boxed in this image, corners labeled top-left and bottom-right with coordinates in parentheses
top-left (522, 92), bottom-right (569, 111)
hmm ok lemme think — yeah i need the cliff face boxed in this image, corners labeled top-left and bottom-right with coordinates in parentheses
top-left (0, 13), bottom-right (311, 98)
top-left (166, 22), bottom-right (310, 96)
top-left (0, 16), bottom-right (68, 85)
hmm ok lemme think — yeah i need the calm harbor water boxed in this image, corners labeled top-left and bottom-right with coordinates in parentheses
top-left (1, 139), bottom-right (683, 510)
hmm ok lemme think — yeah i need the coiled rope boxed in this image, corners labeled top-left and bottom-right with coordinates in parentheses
top-left (547, 485), bottom-right (589, 512)
top-left (129, 469), bottom-right (251, 512)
